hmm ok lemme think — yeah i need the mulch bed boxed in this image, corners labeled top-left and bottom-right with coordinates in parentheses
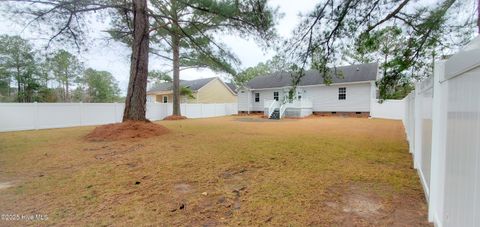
top-left (85, 121), bottom-right (169, 142)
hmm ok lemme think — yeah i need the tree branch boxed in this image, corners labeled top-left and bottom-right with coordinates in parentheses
top-left (365, 0), bottom-right (411, 33)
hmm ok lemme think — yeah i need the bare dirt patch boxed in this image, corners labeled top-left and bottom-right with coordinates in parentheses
top-left (322, 183), bottom-right (430, 226)
top-left (85, 121), bottom-right (169, 141)
top-left (0, 181), bottom-right (14, 190)
top-left (163, 115), bottom-right (187, 120)
top-left (174, 183), bottom-right (194, 194)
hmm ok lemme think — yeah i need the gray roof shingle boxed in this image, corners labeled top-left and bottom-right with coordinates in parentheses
top-left (148, 77), bottom-right (216, 93)
top-left (245, 63), bottom-right (378, 89)
top-left (225, 82), bottom-right (237, 94)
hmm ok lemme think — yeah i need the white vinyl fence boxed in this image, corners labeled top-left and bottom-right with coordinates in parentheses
top-left (404, 36), bottom-right (480, 227)
top-left (0, 102), bottom-right (237, 132)
top-left (370, 99), bottom-right (405, 120)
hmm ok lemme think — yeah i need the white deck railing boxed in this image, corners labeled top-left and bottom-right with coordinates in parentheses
top-left (279, 103), bottom-right (287, 118)
top-left (264, 98), bottom-right (312, 109)
top-left (284, 98), bottom-right (313, 109)
top-left (264, 98), bottom-right (313, 119)
top-left (265, 99), bottom-right (279, 118)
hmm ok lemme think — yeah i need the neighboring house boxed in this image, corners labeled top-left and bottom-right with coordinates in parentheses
top-left (238, 63), bottom-right (379, 118)
top-left (147, 77), bottom-right (237, 104)
top-left (225, 82), bottom-right (237, 94)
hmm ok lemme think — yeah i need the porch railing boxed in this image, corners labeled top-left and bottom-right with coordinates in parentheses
top-left (279, 103), bottom-right (287, 118)
top-left (264, 98), bottom-right (313, 119)
top-left (265, 99), bottom-right (279, 118)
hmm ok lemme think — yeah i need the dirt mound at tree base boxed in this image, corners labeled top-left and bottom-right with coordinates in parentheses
top-left (163, 115), bottom-right (187, 120)
top-left (85, 121), bottom-right (169, 141)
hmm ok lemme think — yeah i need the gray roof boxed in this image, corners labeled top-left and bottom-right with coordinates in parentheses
top-left (245, 63), bottom-right (378, 89)
top-left (148, 77), bottom-right (216, 93)
top-left (225, 82), bottom-right (237, 94)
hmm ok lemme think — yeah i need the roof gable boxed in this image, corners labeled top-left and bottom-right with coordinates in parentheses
top-left (245, 63), bottom-right (378, 89)
top-left (225, 82), bottom-right (237, 94)
top-left (148, 77), bottom-right (216, 93)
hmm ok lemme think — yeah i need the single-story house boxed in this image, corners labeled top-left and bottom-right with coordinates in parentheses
top-left (237, 63), bottom-right (379, 118)
top-left (147, 77), bottom-right (237, 104)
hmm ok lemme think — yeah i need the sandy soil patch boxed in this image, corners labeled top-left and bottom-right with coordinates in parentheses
top-left (0, 182), bottom-right (14, 190)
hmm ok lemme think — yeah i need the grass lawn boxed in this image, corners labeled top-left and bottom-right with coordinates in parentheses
top-left (0, 116), bottom-right (429, 226)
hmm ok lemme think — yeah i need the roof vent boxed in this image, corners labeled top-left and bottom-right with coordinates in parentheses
top-left (356, 67), bottom-right (360, 71)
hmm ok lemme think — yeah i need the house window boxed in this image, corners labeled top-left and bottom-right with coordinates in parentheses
top-left (297, 91), bottom-right (302, 100)
top-left (338, 87), bottom-right (346, 100)
top-left (254, 93), bottom-right (260, 102)
top-left (273, 91), bottom-right (279, 101)
top-left (163, 96), bottom-right (168, 103)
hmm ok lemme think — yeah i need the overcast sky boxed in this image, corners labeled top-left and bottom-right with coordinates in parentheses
top-left (0, 0), bottom-right (318, 94)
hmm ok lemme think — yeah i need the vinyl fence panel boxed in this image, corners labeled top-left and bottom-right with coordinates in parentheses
top-left (442, 56), bottom-right (480, 227)
top-left (184, 104), bottom-right (202, 118)
top-left (33, 103), bottom-right (82, 129)
top-left (404, 36), bottom-right (480, 227)
top-left (81, 103), bottom-right (123, 126)
top-left (0, 102), bottom-right (238, 132)
top-left (370, 99), bottom-right (405, 120)
top-left (146, 103), bottom-right (169, 121)
top-left (0, 103), bottom-right (36, 131)
top-left (418, 77), bottom-right (434, 195)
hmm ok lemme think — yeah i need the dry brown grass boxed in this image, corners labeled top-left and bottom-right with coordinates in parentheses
top-left (0, 116), bottom-right (429, 226)
top-left (163, 115), bottom-right (188, 120)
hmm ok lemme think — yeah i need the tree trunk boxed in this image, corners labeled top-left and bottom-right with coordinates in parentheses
top-left (62, 82), bottom-right (66, 101)
top-left (478, 0), bottom-right (480, 34)
top-left (16, 69), bottom-right (22, 102)
top-left (172, 33), bottom-right (181, 116)
top-left (123, 0), bottom-right (149, 122)
top-left (65, 80), bottom-right (69, 102)
top-left (383, 52), bottom-right (388, 78)
top-left (7, 77), bottom-right (11, 97)
top-left (17, 80), bottom-right (21, 102)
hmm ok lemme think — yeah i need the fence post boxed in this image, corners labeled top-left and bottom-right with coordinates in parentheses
top-left (33, 102), bottom-right (39, 130)
top-left (184, 103), bottom-right (188, 117)
top-left (113, 102), bottom-right (117, 123)
top-left (182, 103), bottom-right (187, 118)
top-left (79, 102), bottom-right (84, 126)
top-left (428, 60), bottom-right (447, 224)
top-left (413, 86), bottom-right (422, 170)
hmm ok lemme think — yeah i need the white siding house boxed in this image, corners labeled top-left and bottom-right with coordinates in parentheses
top-left (238, 63), bottom-right (379, 118)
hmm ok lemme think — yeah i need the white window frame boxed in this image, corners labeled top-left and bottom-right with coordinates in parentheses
top-left (338, 87), bottom-right (346, 100)
top-left (273, 91), bottom-right (279, 101)
top-left (163, 95), bottom-right (168, 103)
top-left (254, 93), bottom-right (260, 102)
